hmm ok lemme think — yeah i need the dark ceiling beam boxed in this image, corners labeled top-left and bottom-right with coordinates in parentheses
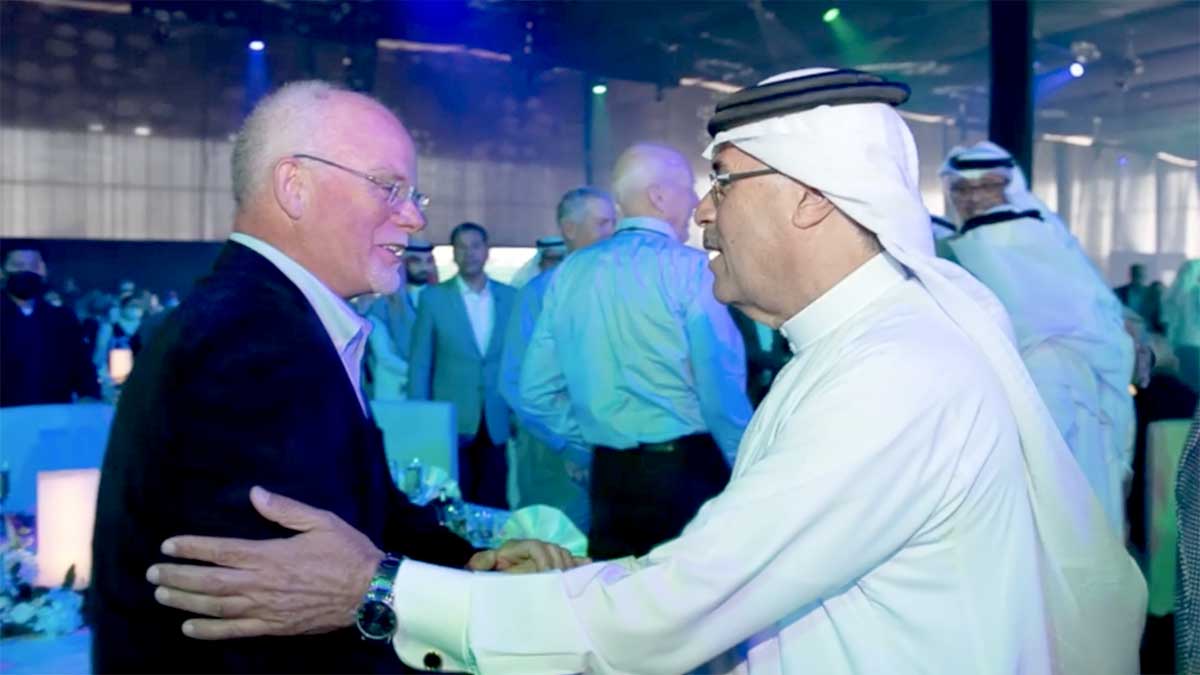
top-left (989, 0), bottom-right (1034, 177)
top-left (1033, 0), bottom-right (1185, 40)
top-left (1040, 43), bottom-right (1200, 105)
top-left (1041, 99), bottom-right (1200, 137)
top-left (853, 3), bottom-right (990, 65)
top-left (1117, 131), bottom-right (1199, 158)
top-left (1049, 75), bottom-right (1200, 117)
top-left (854, 0), bottom-right (1180, 69)
top-left (891, 0), bottom-right (1193, 89)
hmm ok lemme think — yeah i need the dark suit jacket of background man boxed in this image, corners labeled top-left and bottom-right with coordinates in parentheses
top-left (0, 294), bottom-right (99, 407)
top-left (91, 241), bottom-right (476, 674)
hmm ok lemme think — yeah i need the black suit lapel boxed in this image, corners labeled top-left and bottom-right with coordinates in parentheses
top-left (218, 240), bottom-right (369, 423)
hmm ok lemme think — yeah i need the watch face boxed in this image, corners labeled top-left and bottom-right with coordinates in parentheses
top-left (357, 601), bottom-right (398, 640)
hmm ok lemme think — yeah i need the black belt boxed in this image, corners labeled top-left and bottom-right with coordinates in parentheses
top-left (597, 433), bottom-right (708, 454)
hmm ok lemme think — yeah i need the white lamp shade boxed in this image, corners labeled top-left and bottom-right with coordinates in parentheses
top-left (108, 348), bottom-right (133, 385)
top-left (35, 469), bottom-right (100, 589)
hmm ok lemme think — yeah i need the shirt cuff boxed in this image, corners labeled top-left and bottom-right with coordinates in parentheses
top-left (391, 560), bottom-right (473, 672)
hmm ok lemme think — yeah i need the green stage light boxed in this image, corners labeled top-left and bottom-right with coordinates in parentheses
top-left (823, 7), bottom-right (840, 23)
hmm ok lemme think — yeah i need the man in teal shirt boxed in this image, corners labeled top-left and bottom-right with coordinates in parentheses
top-left (499, 187), bottom-right (616, 531)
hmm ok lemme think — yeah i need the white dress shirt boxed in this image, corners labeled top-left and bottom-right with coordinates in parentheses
top-left (518, 216), bottom-right (751, 462)
top-left (390, 253), bottom-right (1058, 674)
top-left (456, 276), bottom-right (494, 356)
top-left (229, 233), bottom-right (371, 415)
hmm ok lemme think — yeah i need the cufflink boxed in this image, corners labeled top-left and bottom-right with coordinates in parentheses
top-left (423, 651), bottom-right (443, 670)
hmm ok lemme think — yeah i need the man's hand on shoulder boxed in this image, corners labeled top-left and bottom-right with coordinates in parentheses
top-left (148, 487), bottom-right (590, 641)
top-left (148, 486), bottom-right (382, 640)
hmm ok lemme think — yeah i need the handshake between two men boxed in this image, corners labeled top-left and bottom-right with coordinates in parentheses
top-left (147, 486), bottom-right (588, 642)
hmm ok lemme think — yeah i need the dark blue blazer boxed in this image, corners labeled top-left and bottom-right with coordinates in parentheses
top-left (91, 241), bottom-right (475, 673)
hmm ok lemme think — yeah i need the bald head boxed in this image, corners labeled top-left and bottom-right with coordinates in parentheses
top-left (611, 143), bottom-right (698, 242)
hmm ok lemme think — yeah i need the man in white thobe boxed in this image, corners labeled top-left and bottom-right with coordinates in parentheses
top-left (510, 235), bottom-right (570, 289)
top-left (147, 68), bottom-right (1147, 675)
top-left (939, 141), bottom-right (1136, 533)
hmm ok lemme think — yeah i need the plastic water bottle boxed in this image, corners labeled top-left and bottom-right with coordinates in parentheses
top-left (404, 459), bottom-right (423, 500)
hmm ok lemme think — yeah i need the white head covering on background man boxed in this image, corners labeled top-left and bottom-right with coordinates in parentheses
top-left (705, 67), bottom-right (1145, 675)
top-left (939, 140), bottom-right (1063, 228)
top-left (937, 142), bottom-right (1137, 532)
top-left (938, 140), bottom-right (1108, 269)
top-left (509, 236), bottom-right (567, 288)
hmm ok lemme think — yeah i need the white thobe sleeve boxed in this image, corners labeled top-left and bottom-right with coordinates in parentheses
top-left (391, 345), bottom-right (964, 674)
top-left (517, 279), bottom-right (585, 448)
top-left (365, 315), bottom-right (408, 400)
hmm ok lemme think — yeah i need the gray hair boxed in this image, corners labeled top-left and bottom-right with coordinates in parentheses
top-left (230, 80), bottom-right (346, 208)
top-left (556, 187), bottom-right (613, 226)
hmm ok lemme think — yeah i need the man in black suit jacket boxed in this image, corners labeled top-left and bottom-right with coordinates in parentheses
top-left (91, 81), bottom-right (576, 674)
top-left (0, 245), bottom-right (99, 407)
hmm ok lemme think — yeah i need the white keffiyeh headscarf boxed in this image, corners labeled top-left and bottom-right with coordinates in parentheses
top-left (510, 236), bottom-right (567, 288)
top-left (938, 141), bottom-right (1134, 404)
top-left (705, 67), bottom-right (1146, 675)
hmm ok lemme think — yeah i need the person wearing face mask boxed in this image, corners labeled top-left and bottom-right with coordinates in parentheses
top-left (111, 295), bottom-right (146, 354)
top-left (0, 244), bottom-right (100, 407)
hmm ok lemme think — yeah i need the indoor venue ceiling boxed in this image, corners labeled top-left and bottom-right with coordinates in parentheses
top-left (2, 0), bottom-right (1197, 159)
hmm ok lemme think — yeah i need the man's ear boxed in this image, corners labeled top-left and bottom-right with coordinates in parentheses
top-left (273, 158), bottom-right (308, 221)
top-left (790, 187), bottom-right (835, 231)
top-left (647, 184), bottom-right (670, 216)
top-left (559, 219), bottom-right (578, 245)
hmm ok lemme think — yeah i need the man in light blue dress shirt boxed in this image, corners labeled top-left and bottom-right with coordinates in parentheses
top-left (499, 187), bottom-right (617, 532)
top-left (519, 143), bottom-right (752, 558)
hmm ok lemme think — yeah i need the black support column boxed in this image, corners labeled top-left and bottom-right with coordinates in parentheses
top-left (989, 0), bottom-right (1034, 181)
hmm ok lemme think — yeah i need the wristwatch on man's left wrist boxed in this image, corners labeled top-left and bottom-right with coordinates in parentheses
top-left (356, 554), bottom-right (403, 641)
